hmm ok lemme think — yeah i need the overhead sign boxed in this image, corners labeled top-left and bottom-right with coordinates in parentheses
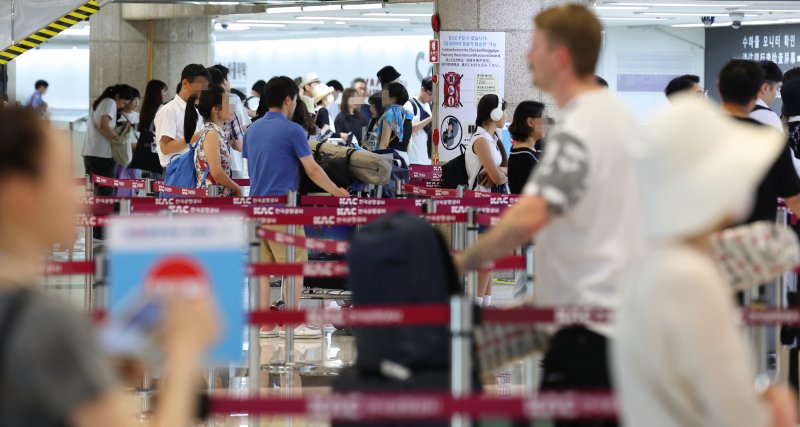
top-left (437, 32), bottom-right (506, 162)
top-left (429, 39), bottom-right (440, 63)
top-left (107, 214), bottom-right (247, 364)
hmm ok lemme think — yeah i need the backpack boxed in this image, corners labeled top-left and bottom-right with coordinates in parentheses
top-left (346, 212), bottom-right (461, 375)
top-left (161, 134), bottom-right (208, 198)
top-left (129, 128), bottom-right (163, 174)
top-left (298, 145), bottom-right (354, 195)
top-left (440, 145), bottom-right (469, 189)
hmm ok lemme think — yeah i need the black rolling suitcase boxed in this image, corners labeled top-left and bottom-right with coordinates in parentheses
top-left (332, 213), bottom-right (463, 427)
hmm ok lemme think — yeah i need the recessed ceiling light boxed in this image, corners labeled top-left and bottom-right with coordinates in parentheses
top-left (611, 2), bottom-right (747, 7)
top-left (362, 13), bottom-right (431, 17)
top-left (640, 12), bottom-right (757, 17)
top-left (265, 6), bottom-right (301, 14)
top-left (741, 10), bottom-right (800, 13)
top-left (302, 5), bottom-right (341, 12)
top-left (297, 16), bottom-right (411, 22)
top-left (238, 20), bottom-right (324, 25)
top-left (599, 17), bottom-right (669, 21)
top-left (335, 21), bottom-right (346, 25)
top-left (342, 3), bottom-right (383, 10)
top-left (595, 6), bottom-right (649, 10)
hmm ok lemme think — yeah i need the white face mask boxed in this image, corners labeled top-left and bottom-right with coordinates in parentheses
top-left (710, 221), bottom-right (800, 291)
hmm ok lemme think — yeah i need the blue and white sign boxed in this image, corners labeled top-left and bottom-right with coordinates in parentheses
top-left (108, 215), bottom-right (247, 364)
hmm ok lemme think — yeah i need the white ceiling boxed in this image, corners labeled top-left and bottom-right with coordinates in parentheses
top-left (214, 1), bottom-right (434, 40)
top-left (595, 1), bottom-right (800, 27)
top-left (52, 1), bottom-right (800, 43)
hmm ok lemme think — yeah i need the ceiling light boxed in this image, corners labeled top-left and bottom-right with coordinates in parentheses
top-left (214, 23), bottom-right (251, 31)
top-left (611, 2), bottom-right (748, 7)
top-left (335, 22), bottom-right (346, 25)
top-left (640, 12), bottom-right (757, 17)
top-left (302, 5), bottom-right (341, 12)
top-left (599, 17), bottom-right (669, 21)
top-left (362, 13), bottom-right (431, 17)
top-left (342, 3), bottom-right (384, 10)
top-left (594, 6), bottom-right (649, 10)
top-left (671, 22), bottom-right (728, 27)
top-left (238, 19), bottom-right (324, 25)
top-left (61, 27), bottom-right (91, 36)
top-left (266, 6), bottom-right (301, 14)
top-left (742, 10), bottom-right (800, 13)
top-left (297, 16), bottom-right (411, 22)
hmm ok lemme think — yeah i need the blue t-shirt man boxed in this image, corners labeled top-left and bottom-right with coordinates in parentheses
top-left (243, 112), bottom-right (312, 196)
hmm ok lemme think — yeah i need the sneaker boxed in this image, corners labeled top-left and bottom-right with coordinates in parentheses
top-left (260, 326), bottom-right (280, 338)
top-left (279, 324), bottom-right (322, 339)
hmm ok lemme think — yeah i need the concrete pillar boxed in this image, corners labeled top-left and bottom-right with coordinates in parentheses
top-left (89, 3), bottom-right (212, 102)
top-left (435, 0), bottom-right (572, 115)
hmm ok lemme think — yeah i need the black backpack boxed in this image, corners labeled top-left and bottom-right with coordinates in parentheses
top-left (440, 145), bottom-right (469, 189)
top-left (298, 144), bottom-right (355, 195)
top-left (129, 128), bottom-right (164, 174)
top-left (347, 212), bottom-right (461, 374)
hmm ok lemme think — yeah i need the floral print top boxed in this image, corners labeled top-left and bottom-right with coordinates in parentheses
top-left (194, 122), bottom-right (233, 196)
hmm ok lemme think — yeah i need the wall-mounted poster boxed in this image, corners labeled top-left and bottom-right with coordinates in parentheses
top-left (438, 32), bottom-right (505, 162)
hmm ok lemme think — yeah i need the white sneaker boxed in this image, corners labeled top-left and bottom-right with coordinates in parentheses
top-left (260, 326), bottom-right (280, 338)
top-left (279, 324), bottom-right (322, 339)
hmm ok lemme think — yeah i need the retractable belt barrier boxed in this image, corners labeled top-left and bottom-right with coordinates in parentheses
top-left (208, 392), bottom-right (617, 421)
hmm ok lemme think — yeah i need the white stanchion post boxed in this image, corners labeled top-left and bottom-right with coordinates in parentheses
top-left (285, 191), bottom-right (298, 372)
top-left (451, 186), bottom-right (466, 253)
top-left (247, 221), bottom-right (261, 427)
top-left (84, 174), bottom-right (94, 311)
top-left (523, 245), bottom-right (538, 396)
top-left (465, 208), bottom-right (479, 297)
top-left (450, 295), bottom-right (472, 427)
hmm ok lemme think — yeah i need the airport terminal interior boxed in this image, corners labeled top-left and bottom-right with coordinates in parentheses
top-left (8, 0), bottom-right (800, 426)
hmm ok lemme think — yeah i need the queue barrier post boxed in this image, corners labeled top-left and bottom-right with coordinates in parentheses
top-left (465, 208), bottom-right (479, 297)
top-left (144, 178), bottom-right (155, 197)
top-left (451, 186), bottom-right (466, 253)
top-left (523, 245), bottom-right (539, 396)
top-left (247, 220), bottom-right (261, 427)
top-left (396, 179), bottom-right (404, 198)
top-left (450, 295), bottom-right (473, 427)
top-left (284, 191), bottom-right (298, 375)
top-left (84, 174), bottom-right (94, 311)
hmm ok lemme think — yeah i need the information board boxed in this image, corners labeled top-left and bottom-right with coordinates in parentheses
top-left (706, 24), bottom-right (800, 110)
top-left (437, 31), bottom-right (505, 163)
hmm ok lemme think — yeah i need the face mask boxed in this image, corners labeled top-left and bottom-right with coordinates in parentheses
top-left (710, 221), bottom-right (800, 292)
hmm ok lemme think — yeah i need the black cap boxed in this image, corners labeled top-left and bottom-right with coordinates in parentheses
top-left (377, 66), bottom-right (401, 85)
top-left (782, 78), bottom-right (800, 117)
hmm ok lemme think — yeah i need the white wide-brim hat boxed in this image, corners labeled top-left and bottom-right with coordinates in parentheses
top-left (298, 95), bottom-right (315, 116)
top-left (637, 94), bottom-right (784, 240)
top-left (312, 84), bottom-right (335, 105)
top-left (301, 72), bottom-right (321, 88)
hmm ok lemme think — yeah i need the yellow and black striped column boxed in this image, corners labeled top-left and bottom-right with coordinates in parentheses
top-left (0, 0), bottom-right (100, 65)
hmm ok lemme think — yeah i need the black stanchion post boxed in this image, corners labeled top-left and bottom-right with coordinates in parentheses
top-left (450, 295), bottom-right (472, 427)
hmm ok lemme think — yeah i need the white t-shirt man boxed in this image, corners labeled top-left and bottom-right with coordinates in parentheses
top-left (154, 95), bottom-right (202, 167)
top-left (522, 89), bottom-right (643, 336)
top-left (403, 97), bottom-right (432, 165)
top-left (614, 244), bottom-right (769, 427)
top-left (82, 98), bottom-right (116, 158)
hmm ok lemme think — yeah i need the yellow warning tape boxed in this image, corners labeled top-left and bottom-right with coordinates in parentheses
top-left (0, 0), bottom-right (100, 66)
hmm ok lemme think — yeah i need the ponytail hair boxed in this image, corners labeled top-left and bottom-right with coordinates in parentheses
top-left (183, 86), bottom-right (225, 142)
top-left (92, 84), bottom-right (134, 111)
